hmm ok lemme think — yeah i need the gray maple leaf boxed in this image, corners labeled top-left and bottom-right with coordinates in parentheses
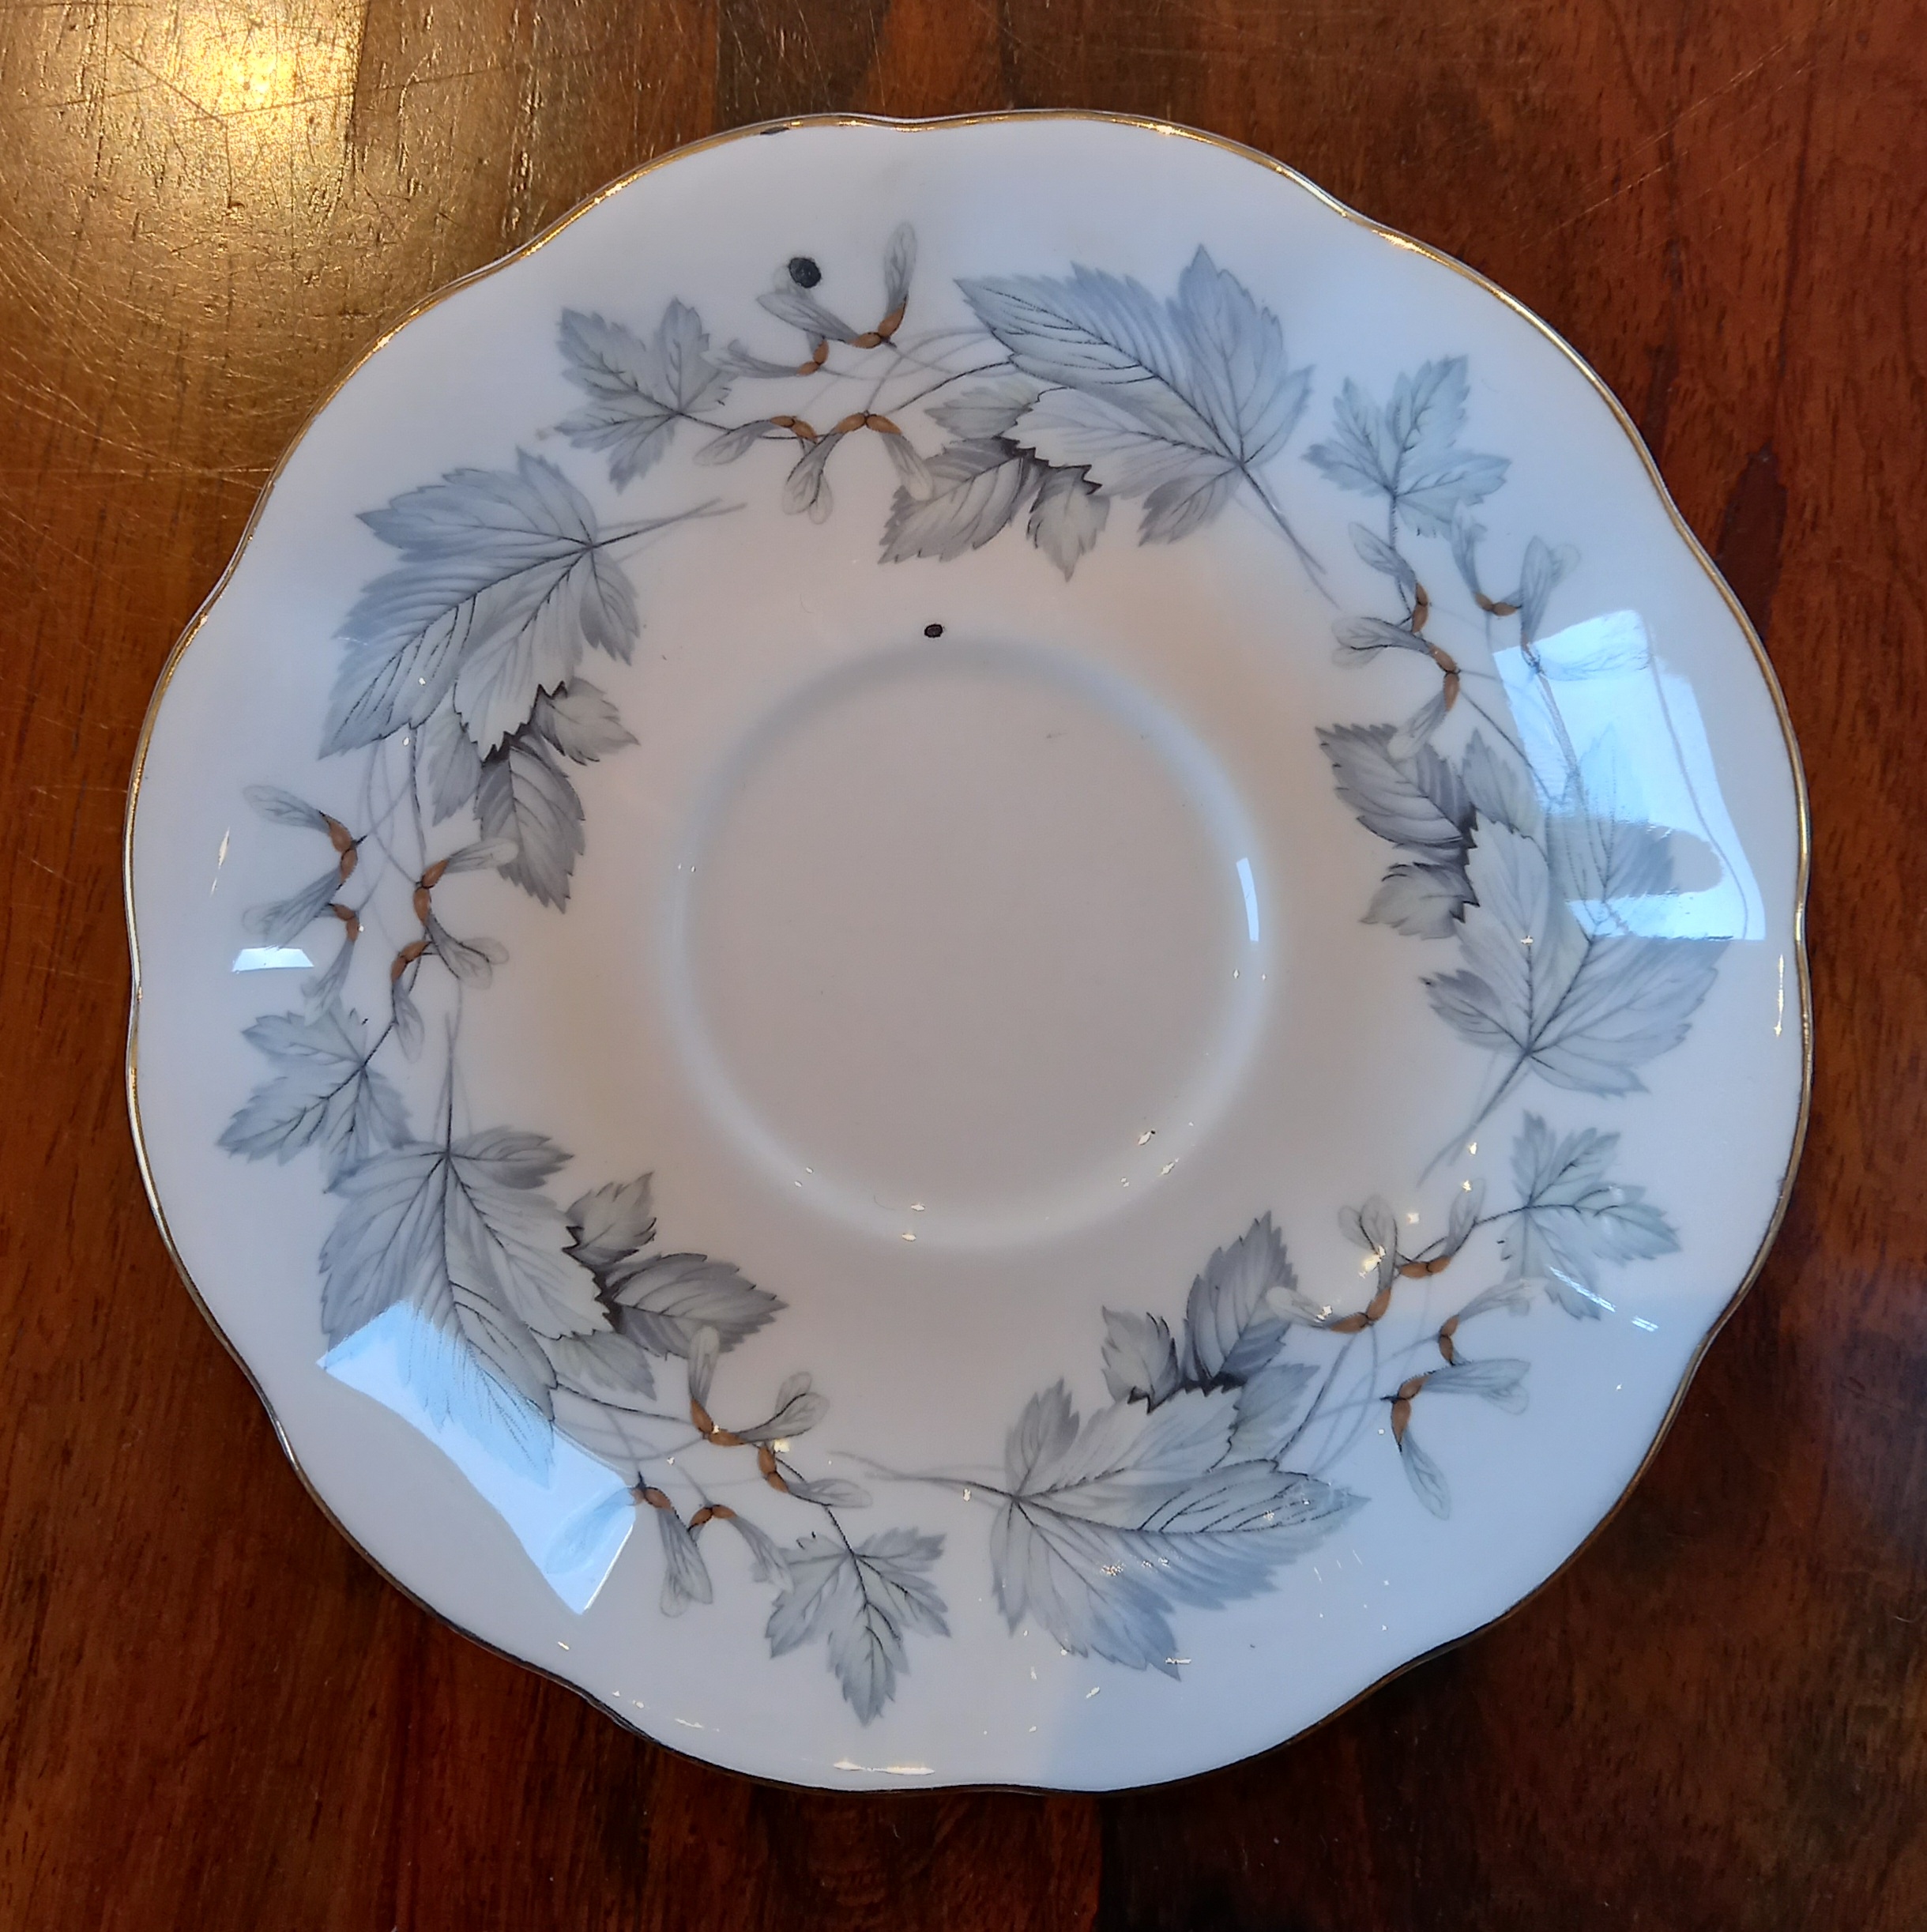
top-left (959, 249), bottom-right (1315, 564)
top-left (879, 438), bottom-right (1039, 562)
top-left (1101, 1309), bottom-right (1182, 1408)
top-left (605, 1251), bottom-right (781, 1359)
top-left (1180, 1213), bottom-right (1297, 1388)
top-left (1027, 463), bottom-right (1108, 576)
top-left (1459, 729), bottom-right (1540, 836)
top-left (987, 1384), bottom-right (1357, 1674)
top-left (1225, 1359), bottom-right (1319, 1463)
top-left (327, 452), bottom-right (653, 758)
top-left (220, 1002), bottom-right (408, 1182)
top-left (556, 303), bottom-right (731, 488)
top-left (1425, 821), bottom-right (1722, 1121)
top-left (319, 1128), bottom-right (605, 1434)
top-left (767, 1527), bottom-right (949, 1723)
top-left (1497, 1114), bottom-right (1677, 1318)
top-left (529, 679), bottom-right (634, 765)
top-left (1319, 724), bottom-right (1472, 857)
top-left (925, 372), bottom-right (1048, 439)
top-left (1305, 357), bottom-right (1508, 537)
top-left (564, 1174), bottom-right (656, 1276)
top-left (476, 725), bottom-right (584, 908)
top-left (544, 1322), bottom-right (660, 1410)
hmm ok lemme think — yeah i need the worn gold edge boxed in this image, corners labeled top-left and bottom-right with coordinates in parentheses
top-left (122, 108), bottom-right (1814, 1798)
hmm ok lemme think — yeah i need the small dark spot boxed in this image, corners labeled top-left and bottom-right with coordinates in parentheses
top-left (788, 256), bottom-right (822, 289)
top-left (924, 622), bottom-right (943, 638)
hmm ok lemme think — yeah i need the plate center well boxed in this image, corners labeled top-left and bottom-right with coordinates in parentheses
top-left (666, 636), bottom-right (1270, 1245)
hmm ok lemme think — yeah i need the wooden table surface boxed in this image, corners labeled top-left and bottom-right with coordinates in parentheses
top-left (2, 2), bottom-right (1921, 1925)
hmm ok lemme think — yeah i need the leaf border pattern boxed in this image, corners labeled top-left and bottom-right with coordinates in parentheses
top-left (216, 221), bottom-right (1727, 1721)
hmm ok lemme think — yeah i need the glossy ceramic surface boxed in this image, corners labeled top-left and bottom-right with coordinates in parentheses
top-left (126, 114), bottom-right (1808, 1791)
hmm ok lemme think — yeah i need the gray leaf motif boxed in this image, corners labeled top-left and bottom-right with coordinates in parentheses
top-left (1319, 725), bottom-right (1471, 859)
top-left (1498, 1113), bottom-right (1677, 1318)
top-left (1028, 462), bottom-right (1109, 576)
top-left (423, 702), bottom-right (484, 824)
top-left (556, 303), bottom-right (731, 489)
top-left (326, 451), bottom-right (641, 758)
top-left (1319, 724), bottom-right (1475, 936)
top-left (220, 1002), bottom-right (408, 1184)
top-left (768, 1527), bottom-right (949, 1723)
top-left (565, 1173), bottom-right (656, 1276)
top-left (1181, 1213), bottom-right (1297, 1388)
top-left (1366, 861), bottom-right (1474, 941)
top-left (1305, 356), bottom-right (1508, 537)
top-left (530, 679), bottom-right (635, 764)
top-left (1101, 1309), bottom-right (1182, 1408)
top-left (1425, 820), bottom-right (1723, 1105)
top-left (988, 1384), bottom-right (1358, 1674)
top-left (959, 250), bottom-right (1312, 548)
top-left (543, 1321), bottom-right (660, 1410)
top-left (605, 1251), bottom-right (782, 1359)
top-left (879, 438), bottom-right (1038, 563)
top-left (1459, 729), bottom-right (1540, 837)
top-left (926, 373), bottom-right (1048, 439)
top-left (476, 725), bottom-right (584, 909)
top-left (320, 1128), bottom-right (605, 1433)
top-left (1225, 1359), bottom-right (1319, 1463)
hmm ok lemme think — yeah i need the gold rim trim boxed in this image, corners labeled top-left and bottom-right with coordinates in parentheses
top-left (123, 109), bottom-right (1813, 1795)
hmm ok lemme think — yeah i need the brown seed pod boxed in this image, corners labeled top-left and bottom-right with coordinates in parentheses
top-left (421, 857), bottom-right (449, 891)
top-left (1391, 1395), bottom-right (1412, 1444)
top-left (796, 340), bottom-right (829, 375)
top-left (1443, 668), bottom-right (1461, 712)
top-left (1329, 1311), bottom-right (1370, 1335)
top-left (1478, 594), bottom-right (1519, 617)
top-left (1399, 1254), bottom-right (1452, 1279)
top-left (1364, 1280), bottom-right (1394, 1324)
top-left (690, 1398), bottom-right (715, 1437)
top-left (688, 1505), bottom-right (719, 1529)
top-left (323, 815), bottom-right (355, 855)
top-left (864, 412), bottom-right (902, 435)
top-left (330, 904), bottom-right (360, 943)
top-left (411, 885), bottom-right (431, 927)
top-left (337, 845), bottom-right (358, 883)
top-left (1437, 1316), bottom-right (1461, 1365)
top-left (757, 1444), bottom-right (786, 1492)
top-left (390, 938), bottom-right (427, 981)
top-left (830, 412), bottom-right (867, 435)
top-left (1397, 1374), bottom-right (1430, 1403)
top-left (638, 1486), bottom-right (674, 1512)
top-left (1409, 582), bottom-right (1431, 633)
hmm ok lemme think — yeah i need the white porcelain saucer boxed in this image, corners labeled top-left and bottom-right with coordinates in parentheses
top-left (126, 114), bottom-right (1809, 1791)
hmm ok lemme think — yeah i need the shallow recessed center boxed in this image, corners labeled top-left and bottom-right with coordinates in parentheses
top-left (669, 639), bottom-right (1268, 1245)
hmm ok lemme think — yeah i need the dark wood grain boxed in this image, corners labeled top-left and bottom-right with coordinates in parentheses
top-left (1, 2), bottom-right (1920, 1925)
